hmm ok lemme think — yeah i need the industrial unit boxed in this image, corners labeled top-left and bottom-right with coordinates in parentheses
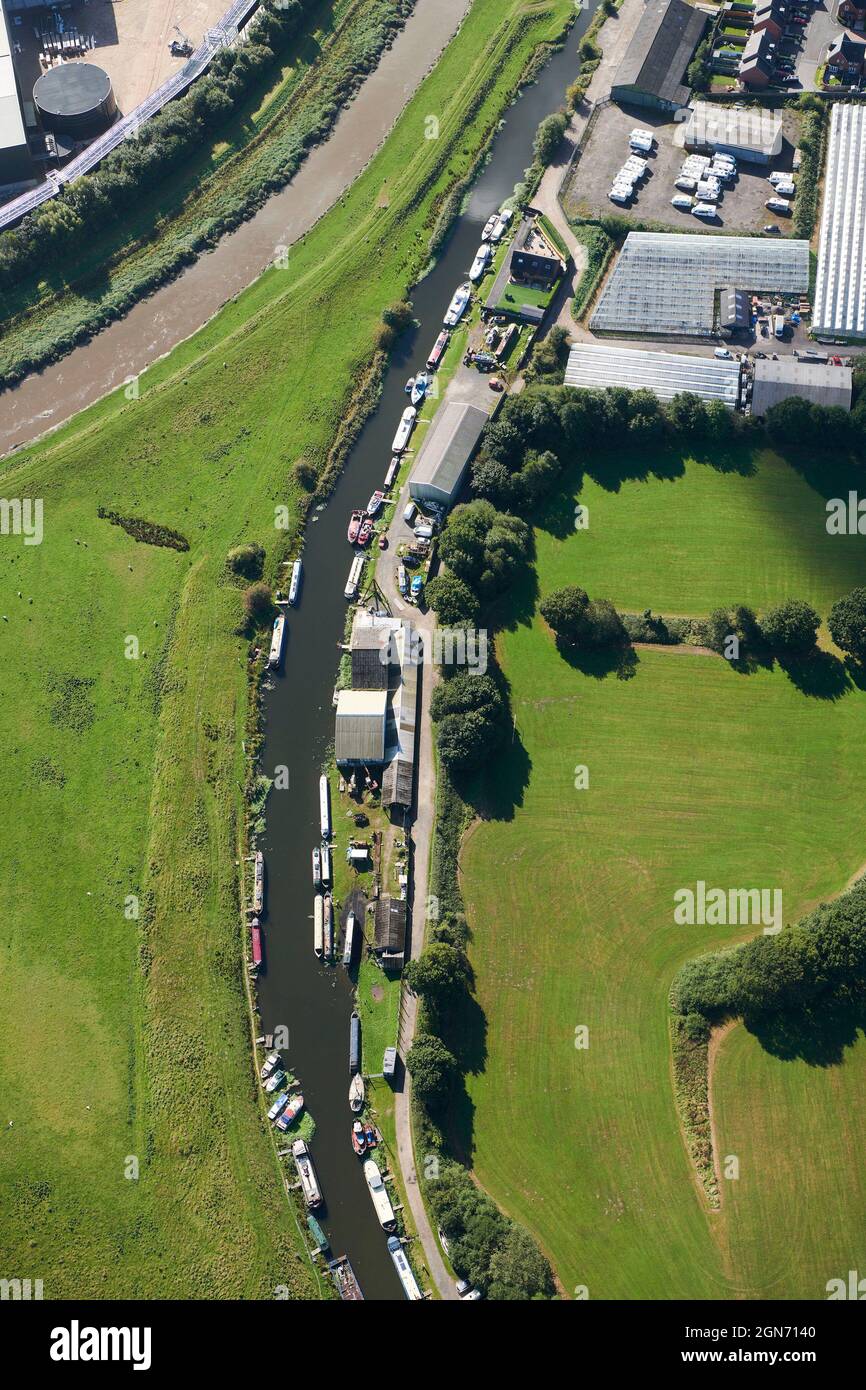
top-left (334, 690), bottom-right (388, 767)
top-left (682, 102), bottom-right (783, 166)
top-left (750, 359), bottom-right (853, 415)
top-left (564, 343), bottom-right (741, 406)
top-left (336, 612), bottom-right (419, 816)
top-left (610, 0), bottom-right (706, 113)
top-left (0, 0), bottom-right (29, 185)
top-left (590, 232), bottom-right (810, 338)
top-left (409, 399), bottom-right (490, 509)
top-left (813, 102), bottom-right (866, 340)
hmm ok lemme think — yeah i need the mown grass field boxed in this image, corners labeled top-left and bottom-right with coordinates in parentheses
top-left (536, 444), bottom-right (866, 617)
top-left (464, 636), bottom-right (866, 1295)
top-left (0, 0), bottom-right (575, 1297)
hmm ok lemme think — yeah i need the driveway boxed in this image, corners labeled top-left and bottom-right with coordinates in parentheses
top-left (796, 1), bottom-right (837, 90)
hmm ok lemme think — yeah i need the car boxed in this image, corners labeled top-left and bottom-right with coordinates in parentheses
top-left (754, 350), bottom-right (767, 358)
top-left (410, 575), bottom-right (424, 599)
top-left (488, 376), bottom-right (504, 392)
top-left (831, 355), bottom-right (843, 366)
top-left (455, 1280), bottom-right (482, 1299)
top-left (413, 524), bottom-right (434, 540)
top-left (713, 347), bottom-right (733, 360)
top-left (763, 223), bottom-right (781, 233)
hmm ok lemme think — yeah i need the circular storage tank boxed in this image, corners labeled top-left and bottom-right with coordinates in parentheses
top-left (34, 62), bottom-right (117, 139)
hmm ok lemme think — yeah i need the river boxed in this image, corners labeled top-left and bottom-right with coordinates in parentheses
top-left (253, 12), bottom-right (597, 1300)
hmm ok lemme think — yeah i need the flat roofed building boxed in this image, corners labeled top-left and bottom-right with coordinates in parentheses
top-left (409, 400), bottom-right (490, 508)
top-left (814, 103), bottom-right (866, 339)
top-left (611, 0), bottom-right (707, 112)
top-left (335, 690), bottom-right (388, 766)
top-left (751, 359), bottom-right (853, 415)
top-left (0, 0), bottom-right (29, 185)
top-left (590, 231), bottom-right (810, 338)
top-left (682, 101), bottom-right (783, 164)
top-left (564, 343), bottom-right (741, 406)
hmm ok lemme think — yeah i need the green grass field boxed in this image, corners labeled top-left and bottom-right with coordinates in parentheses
top-left (0, 0), bottom-right (575, 1296)
top-left (536, 444), bottom-right (866, 617)
top-left (461, 630), bottom-right (866, 1297)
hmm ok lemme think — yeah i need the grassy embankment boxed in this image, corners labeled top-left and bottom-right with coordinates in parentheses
top-left (0, 0), bottom-right (575, 1299)
top-left (457, 438), bottom-right (866, 1298)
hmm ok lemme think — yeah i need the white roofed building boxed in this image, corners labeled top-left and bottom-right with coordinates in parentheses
top-left (564, 344), bottom-right (741, 406)
top-left (813, 103), bottom-right (866, 339)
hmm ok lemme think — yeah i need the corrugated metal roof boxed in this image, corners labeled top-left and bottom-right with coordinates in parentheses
top-left (611, 0), bottom-right (706, 107)
top-left (751, 359), bottom-right (853, 414)
top-left (683, 102), bottom-right (782, 160)
top-left (0, 1), bottom-right (27, 154)
top-left (410, 400), bottom-right (489, 505)
top-left (814, 103), bottom-right (866, 338)
top-left (564, 344), bottom-right (741, 405)
top-left (335, 690), bottom-right (387, 764)
top-left (374, 898), bottom-right (407, 957)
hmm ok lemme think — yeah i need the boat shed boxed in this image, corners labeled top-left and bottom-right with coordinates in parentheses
top-left (750, 359), bottom-right (853, 416)
top-left (564, 343), bottom-right (741, 406)
top-left (682, 101), bottom-right (783, 165)
top-left (351, 626), bottom-right (391, 690)
top-left (335, 690), bottom-right (388, 766)
top-left (0, 2), bottom-right (30, 185)
top-left (610, 0), bottom-right (707, 113)
top-left (409, 400), bottom-right (490, 509)
top-left (373, 897), bottom-right (407, 970)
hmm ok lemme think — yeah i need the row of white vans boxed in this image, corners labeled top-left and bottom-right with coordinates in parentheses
top-left (607, 127), bottom-right (656, 204)
top-left (669, 150), bottom-right (738, 219)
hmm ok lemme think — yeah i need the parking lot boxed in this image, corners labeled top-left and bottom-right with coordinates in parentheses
top-left (563, 100), bottom-right (804, 235)
top-left (794, 0), bottom-right (840, 91)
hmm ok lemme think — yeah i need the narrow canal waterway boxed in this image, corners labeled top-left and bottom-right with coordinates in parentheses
top-left (255, 13), bottom-right (597, 1299)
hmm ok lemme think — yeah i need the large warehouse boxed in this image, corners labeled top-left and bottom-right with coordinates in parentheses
top-left (409, 399), bottom-right (490, 509)
top-left (750, 359), bottom-right (853, 416)
top-left (682, 102), bottom-right (783, 165)
top-left (610, 0), bottom-right (706, 113)
top-left (335, 690), bottom-right (388, 767)
top-left (564, 344), bottom-right (741, 406)
top-left (590, 232), bottom-right (810, 338)
top-left (0, 0), bottom-right (29, 185)
top-left (813, 102), bottom-right (866, 339)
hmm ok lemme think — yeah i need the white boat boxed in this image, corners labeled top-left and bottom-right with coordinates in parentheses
top-left (388, 1236), bottom-right (423, 1300)
top-left (349, 1073), bottom-right (365, 1112)
top-left (260, 1049), bottom-right (280, 1080)
top-left (344, 554), bottom-right (365, 600)
top-left (384, 455), bottom-right (400, 489)
top-left (267, 613), bottom-right (286, 669)
top-left (293, 1139), bottom-right (323, 1209)
top-left (252, 851), bottom-right (264, 914)
top-left (342, 910), bottom-right (356, 967)
top-left (481, 212), bottom-right (499, 241)
top-left (391, 406), bottom-right (417, 454)
top-left (268, 1092), bottom-right (289, 1121)
top-left (265, 1069), bottom-right (286, 1094)
top-left (312, 846), bottom-right (322, 888)
top-left (443, 282), bottom-right (471, 327)
top-left (319, 774), bottom-right (331, 840)
top-left (410, 372), bottom-right (429, 406)
top-left (469, 243), bottom-right (492, 283)
top-left (489, 208), bottom-right (514, 244)
top-left (288, 558), bottom-right (302, 607)
top-left (363, 1159), bottom-right (396, 1231)
top-left (320, 844), bottom-right (331, 886)
top-left (314, 894), bottom-right (324, 957)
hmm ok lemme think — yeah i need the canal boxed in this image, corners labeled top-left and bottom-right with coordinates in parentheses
top-left (254, 11), bottom-right (597, 1299)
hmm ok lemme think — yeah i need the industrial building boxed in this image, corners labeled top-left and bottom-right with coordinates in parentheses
top-left (409, 399), bottom-right (489, 509)
top-left (564, 344), bottom-right (741, 406)
top-left (814, 103), bottom-right (866, 339)
top-left (0, 0), bottom-right (29, 185)
top-left (682, 101), bottom-right (783, 165)
top-left (335, 690), bottom-right (388, 767)
top-left (590, 232), bottom-right (810, 339)
top-left (610, 0), bottom-right (706, 112)
top-left (750, 359), bottom-right (853, 415)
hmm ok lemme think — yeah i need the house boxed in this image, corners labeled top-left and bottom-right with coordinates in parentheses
top-left (738, 30), bottom-right (776, 87)
top-left (826, 31), bottom-right (866, 76)
top-left (611, 0), bottom-right (707, 112)
top-left (510, 221), bottom-right (565, 287)
top-left (839, 0), bottom-right (866, 29)
top-left (751, 0), bottom-right (789, 42)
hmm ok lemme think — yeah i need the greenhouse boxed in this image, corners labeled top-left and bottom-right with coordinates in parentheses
top-left (813, 103), bottom-right (866, 340)
top-left (590, 232), bottom-right (810, 338)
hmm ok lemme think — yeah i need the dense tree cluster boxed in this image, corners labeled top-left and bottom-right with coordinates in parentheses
top-left (671, 879), bottom-right (866, 1023)
top-left (423, 573), bottom-right (479, 628)
top-left (540, 585), bottom-right (626, 651)
top-left (404, 941), bottom-right (471, 1017)
top-left (430, 672), bottom-right (507, 773)
top-left (437, 499), bottom-right (529, 604)
top-left (405, 1034), bottom-right (458, 1106)
top-left (829, 587), bottom-right (866, 663)
top-left (532, 111), bottom-right (568, 167)
top-left (426, 1161), bottom-right (556, 1300)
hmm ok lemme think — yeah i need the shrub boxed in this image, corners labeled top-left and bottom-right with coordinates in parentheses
top-left (760, 599), bottom-right (820, 656)
top-left (243, 581), bottom-right (274, 627)
top-left (828, 587), bottom-right (866, 663)
top-left (533, 111), bottom-right (568, 167)
top-left (227, 542), bottom-right (265, 580)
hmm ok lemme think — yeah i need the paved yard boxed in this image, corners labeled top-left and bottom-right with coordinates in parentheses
top-left (563, 100), bottom-right (804, 235)
top-left (795, 0), bottom-right (841, 91)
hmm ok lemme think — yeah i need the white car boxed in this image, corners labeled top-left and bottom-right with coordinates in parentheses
top-left (692, 201), bottom-right (718, 220)
top-left (713, 347), bottom-right (733, 359)
top-left (671, 194), bottom-right (693, 211)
